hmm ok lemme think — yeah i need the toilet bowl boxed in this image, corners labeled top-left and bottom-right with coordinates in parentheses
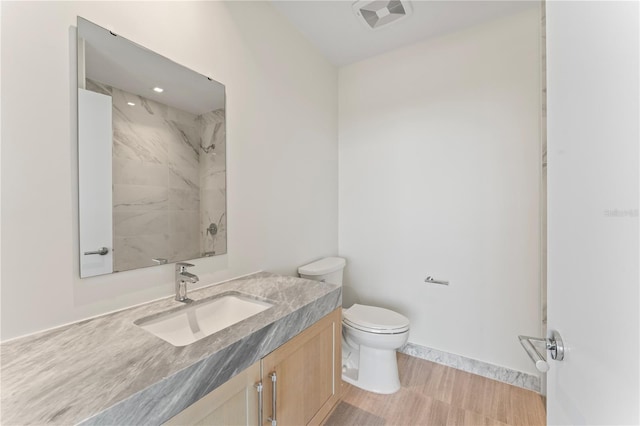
top-left (342, 304), bottom-right (410, 394)
top-left (298, 257), bottom-right (410, 394)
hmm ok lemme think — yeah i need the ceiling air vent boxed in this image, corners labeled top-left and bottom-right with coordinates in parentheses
top-left (353, 0), bottom-right (412, 30)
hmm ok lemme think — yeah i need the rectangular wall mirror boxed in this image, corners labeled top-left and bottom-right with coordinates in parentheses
top-left (77, 17), bottom-right (227, 278)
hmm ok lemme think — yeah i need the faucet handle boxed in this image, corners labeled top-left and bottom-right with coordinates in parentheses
top-left (176, 262), bottom-right (195, 272)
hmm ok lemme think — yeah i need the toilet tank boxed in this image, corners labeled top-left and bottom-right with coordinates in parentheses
top-left (298, 257), bottom-right (346, 285)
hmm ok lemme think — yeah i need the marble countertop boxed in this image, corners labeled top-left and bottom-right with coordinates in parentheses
top-left (1, 272), bottom-right (341, 425)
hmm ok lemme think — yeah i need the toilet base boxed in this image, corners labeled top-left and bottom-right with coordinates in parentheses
top-left (342, 345), bottom-right (401, 394)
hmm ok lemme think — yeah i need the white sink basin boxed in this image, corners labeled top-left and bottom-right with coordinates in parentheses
top-left (135, 292), bottom-right (274, 346)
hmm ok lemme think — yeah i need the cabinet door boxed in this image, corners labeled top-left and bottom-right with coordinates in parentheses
top-left (164, 361), bottom-right (261, 426)
top-left (261, 308), bottom-right (341, 426)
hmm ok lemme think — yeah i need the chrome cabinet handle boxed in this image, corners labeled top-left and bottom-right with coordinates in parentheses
top-left (255, 381), bottom-right (263, 426)
top-left (84, 247), bottom-right (109, 256)
top-left (267, 372), bottom-right (277, 426)
top-left (518, 330), bottom-right (565, 372)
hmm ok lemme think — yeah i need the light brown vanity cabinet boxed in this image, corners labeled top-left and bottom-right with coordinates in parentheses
top-left (164, 308), bottom-right (341, 426)
top-left (164, 361), bottom-right (261, 426)
top-left (261, 308), bottom-right (342, 426)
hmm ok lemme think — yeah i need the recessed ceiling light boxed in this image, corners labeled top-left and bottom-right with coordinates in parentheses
top-left (127, 102), bottom-right (136, 106)
top-left (152, 87), bottom-right (164, 93)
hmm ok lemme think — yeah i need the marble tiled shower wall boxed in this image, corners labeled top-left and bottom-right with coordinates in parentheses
top-left (86, 80), bottom-right (226, 272)
top-left (198, 110), bottom-right (227, 257)
top-left (540, 1), bottom-right (547, 333)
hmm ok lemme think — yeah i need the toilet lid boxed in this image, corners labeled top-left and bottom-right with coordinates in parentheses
top-left (298, 257), bottom-right (346, 276)
top-left (343, 304), bottom-right (410, 333)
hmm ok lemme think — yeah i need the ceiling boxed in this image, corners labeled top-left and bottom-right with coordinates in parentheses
top-left (270, 1), bottom-right (539, 66)
top-left (79, 18), bottom-right (225, 115)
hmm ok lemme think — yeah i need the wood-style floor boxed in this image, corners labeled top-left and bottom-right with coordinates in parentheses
top-left (323, 353), bottom-right (546, 426)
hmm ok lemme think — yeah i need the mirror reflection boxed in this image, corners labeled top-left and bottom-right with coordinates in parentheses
top-left (77, 17), bottom-right (227, 278)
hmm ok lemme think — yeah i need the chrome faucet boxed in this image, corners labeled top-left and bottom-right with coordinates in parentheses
top-left (175, 262), bottom-right (199, 303)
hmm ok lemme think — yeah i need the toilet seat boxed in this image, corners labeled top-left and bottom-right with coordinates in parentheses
top-left (343, 304), bottom-right (410, 334)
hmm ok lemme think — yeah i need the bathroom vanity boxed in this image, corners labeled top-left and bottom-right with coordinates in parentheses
top-left (0, 273), bottom-right (341, 425)
top-left (166, 308), bottom-right (341, 426)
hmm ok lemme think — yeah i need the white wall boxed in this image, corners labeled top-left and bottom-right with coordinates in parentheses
top-left (339, 8), bottom-right (542, 374)
top-left (0, 1), bottom-right (338, 340)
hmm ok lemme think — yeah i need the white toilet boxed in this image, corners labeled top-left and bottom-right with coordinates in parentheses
top-left (298, 257), bottom-right (410, 394)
